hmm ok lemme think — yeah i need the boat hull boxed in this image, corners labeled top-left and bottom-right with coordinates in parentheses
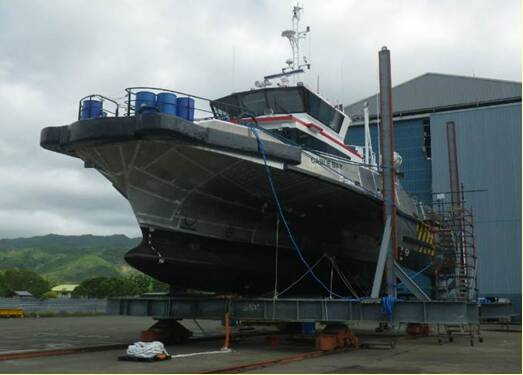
top-left (40, 114), bottom-right (436, 297)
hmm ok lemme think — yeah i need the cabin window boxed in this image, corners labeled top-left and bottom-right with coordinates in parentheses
top-left (211, 86), bottom-right (344, 134)
top-left (239, 91), bottom-right (267, 116)
top-left (331, 110), bottom-right (344, 132)
top-left (307, 92), bottom-right (343, 133)
top-left (266, 88), bottom-right (305, 113)
top-left (212, 95), bottom-right (240, 119)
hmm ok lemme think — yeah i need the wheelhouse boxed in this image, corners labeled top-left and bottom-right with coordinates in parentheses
top-left (211, 85), bottom-right (346, 132)
top-left (210, 85), bottom-right (361, 161)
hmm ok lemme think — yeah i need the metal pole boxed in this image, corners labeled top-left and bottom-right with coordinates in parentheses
top-left (363, 102), bottom-right (372, 165)
top-left (371, 217), bottom-right (392, 298)
top-left (446, 122), bottom-right (468, 299)
top-left (378, 46), bottom-right (397, 297)
top-left (446, 121), bottom-right (461, 208)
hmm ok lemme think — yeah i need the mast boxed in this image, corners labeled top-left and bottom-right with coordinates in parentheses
top-left (255, 2), bottom-right (310, 88)
top-left (282, 4), bottom-right (310, 73)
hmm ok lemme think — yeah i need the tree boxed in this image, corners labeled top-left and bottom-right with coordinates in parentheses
top-left (3, 269), bottom-right (50, 298)
top-left (102, 277), bottom-right (139, 297)
top-left (73, 276), bottom-right (141, 298)
top-left (72, 277), bottom-right (110, 298)
top-left (123, 273), bottom-right (171, 294)
top-left (41, 291), bottom-right (58, 299)
top-left (0, 272), bottom-right (7, 297)
top-left (125, 273), bottom-right (152, 294)
top-left (151, 278), bottom-right (170, 293)
top-left (72, 274), bottom-right (170, 298)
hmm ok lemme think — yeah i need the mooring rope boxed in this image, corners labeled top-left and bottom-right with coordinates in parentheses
top-left (250, 125), bottom-right (343, 298)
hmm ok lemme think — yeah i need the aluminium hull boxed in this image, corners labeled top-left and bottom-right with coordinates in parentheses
top-left (41, 114), bottom-right (435, 296)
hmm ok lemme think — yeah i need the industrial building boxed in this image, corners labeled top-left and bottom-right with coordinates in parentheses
top-left (345, 73), bottom-right (522, 315)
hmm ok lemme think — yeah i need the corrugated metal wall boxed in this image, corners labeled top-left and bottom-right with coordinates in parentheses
top-left (430, 103), bottom-right (522, 303)
top-left (346, 118), bottom-right (432, 204)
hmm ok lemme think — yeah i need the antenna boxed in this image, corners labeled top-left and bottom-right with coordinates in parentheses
top-left (255, 2), bottom-right (311, 88)
top-left (281, 2), bottom-right (311, 82)
top-left (231, 46), bottom-right (236, 92)
top-left (339, 63), bottom-right (344, 104)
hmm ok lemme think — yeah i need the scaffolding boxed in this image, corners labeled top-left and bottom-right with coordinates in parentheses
top-left (431, 197), bottom-right (478, 303)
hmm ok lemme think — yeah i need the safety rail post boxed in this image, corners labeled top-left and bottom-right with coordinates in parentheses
top-left (127, 89), bottom-right (132, 116)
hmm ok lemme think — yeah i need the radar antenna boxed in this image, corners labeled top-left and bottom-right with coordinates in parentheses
top-left (282, 3), bottom-right (311, 74)
top-left (254, 2), bottom-right (311, 88)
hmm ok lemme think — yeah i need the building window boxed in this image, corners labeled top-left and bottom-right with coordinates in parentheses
top-left (422, 118), bottom-right (431, 159)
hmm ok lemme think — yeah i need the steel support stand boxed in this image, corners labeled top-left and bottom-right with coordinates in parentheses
top-left (378, 46), bottom-right (397, 298)
top-left (371, 217), bottom-right (392, 298)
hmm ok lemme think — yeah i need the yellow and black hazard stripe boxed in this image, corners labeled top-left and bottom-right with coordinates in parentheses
top-left (416, 222), bottom-right (436, 256)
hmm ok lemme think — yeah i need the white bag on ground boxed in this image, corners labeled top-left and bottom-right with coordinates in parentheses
top-left (126, 341), bottom-right (169, 359)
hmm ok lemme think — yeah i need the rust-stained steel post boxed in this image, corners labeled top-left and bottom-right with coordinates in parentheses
top-left (222, 311), bottom-right (231, 350)
top-left (446, 121), bottom-right (468, 296)
top-left (378, 46), bottom-right (397, 297)
top-left (446, 121), bottom-right (461, 208)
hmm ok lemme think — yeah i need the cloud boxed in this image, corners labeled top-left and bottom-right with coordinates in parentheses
top-left (0, 0), bottom-right (520, 238)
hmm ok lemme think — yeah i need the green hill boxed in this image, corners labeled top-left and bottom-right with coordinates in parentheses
top-left (0, 234), bottom-right (141, 285)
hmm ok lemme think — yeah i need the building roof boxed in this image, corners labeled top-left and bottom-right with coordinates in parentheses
top-left (345, 73), bottom-right (522, 119)
top-left (51, 284), bottom-right (79, 292)
top-left (11, 290), bottom-right (33, 297)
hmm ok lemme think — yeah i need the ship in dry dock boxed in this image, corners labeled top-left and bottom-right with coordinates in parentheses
top-left (40, 5), bottom-right (439, 298)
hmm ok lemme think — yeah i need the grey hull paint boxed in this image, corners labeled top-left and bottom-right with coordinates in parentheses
top-left (40, 114), bottom-right (434, 295)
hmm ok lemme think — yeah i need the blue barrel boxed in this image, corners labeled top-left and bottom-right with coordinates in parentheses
top-left (301, 322), bottom-right (316, 335)
top-left (135, 91), bottom-right (157, 114)
top-left (157, 92), bottom-right (177, 115)
top-left (80, 100), bottom-right (103, 120)
top-left (176, 97), bottom-right (195, 121)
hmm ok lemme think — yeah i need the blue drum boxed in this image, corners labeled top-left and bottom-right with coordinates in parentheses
top-left (157, 92), bottom-right (177, 115)
top-left (135, 91), bottom-right (157, 114)
top-left (176, 97), bottom-right (195, 121)
top-left (80, 100), bottom-right (103, 120)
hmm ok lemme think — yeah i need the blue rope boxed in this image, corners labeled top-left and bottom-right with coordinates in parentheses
top-left (381, 295), bottom-right (397, 323)
top-left (250, 126), bottom-right (344, 298)
top-left (250, 126), bottom-right (417, 306)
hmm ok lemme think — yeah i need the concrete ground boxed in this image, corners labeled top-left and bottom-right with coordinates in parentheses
top-left (0, 316), bottom-right (224, 353)
top-left (246, 329), bottom-right (522, 373)
top-left (0, 316), bottom-right (520, 373)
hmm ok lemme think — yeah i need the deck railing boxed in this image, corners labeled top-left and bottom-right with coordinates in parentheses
top-left (77, 94), bottom-right (120, 120)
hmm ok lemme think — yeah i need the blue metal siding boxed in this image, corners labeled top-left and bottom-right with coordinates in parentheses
top-left (430, 103), bottom-right (522, 298)
top-left (346, 118), bottom-right (433, 204)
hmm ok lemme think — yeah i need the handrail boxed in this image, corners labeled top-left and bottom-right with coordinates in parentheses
top-left (125, 86), bottom-right (219, 106)
top-left (78, 94), bottom-right (120, 120)
top-left (124, 86), bottom-right (251, 118)
top-left (123, 86), bottom-right (294, 120)
top-left (125, 86), bottom-right (214, 117)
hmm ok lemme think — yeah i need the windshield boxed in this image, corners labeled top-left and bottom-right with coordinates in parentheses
top-left (211, 86), bottom-right (344, 133)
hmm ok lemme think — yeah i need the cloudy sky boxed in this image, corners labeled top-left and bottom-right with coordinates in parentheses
top-left (0, 0), bottom-right (520, 239)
